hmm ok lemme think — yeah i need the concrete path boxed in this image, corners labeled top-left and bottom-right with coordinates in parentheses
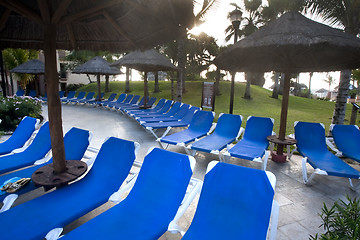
top-left (3, 103), bottom-right (360, 239)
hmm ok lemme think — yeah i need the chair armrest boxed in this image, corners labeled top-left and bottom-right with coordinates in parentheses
top-left (168, 178), bottom-right (203, 235)
top-left (34, 154), bottom-right (53, 165)
top-left (208, 123), bottom-right (217, 135)
top-left (0, 194), bottom-right (18, 213)
top-left (11, 145), bottom-right (29, 153)
top-left (325, 137), bottom-right (342, 156)
top-left (236, 127), bottom-right (245, 141)
top-left (108, 174), bottom-right (138, 204)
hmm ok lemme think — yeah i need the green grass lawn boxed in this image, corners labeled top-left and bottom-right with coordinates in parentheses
top-left (78, 80), bottom-right (355, 135)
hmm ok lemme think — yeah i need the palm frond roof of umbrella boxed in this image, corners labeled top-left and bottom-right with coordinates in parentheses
top-left (10, 59), bottom-right (45, 74)
top-left (72, 56), bottom-right (121, 75)
top-left (111, 49), bottom-right (177, 72)
top-left (0, 0), bottom-right (194, 52)
top-left (215, 12), bottom-right (360, 73)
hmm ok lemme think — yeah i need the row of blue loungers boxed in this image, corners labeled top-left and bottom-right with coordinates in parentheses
top-left (49, 91), bottom-right (360, 189)
top-left (0, 116), bottom-right (279, 239)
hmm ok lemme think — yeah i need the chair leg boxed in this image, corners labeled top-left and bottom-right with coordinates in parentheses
top-left (268, 200), bottom-right (279, 240)
top-left (262, 151), bottom-right (270, 171)
top-left (349, 178), bottom-right (360, 191)
top-left (221, 152), bottom-right (231, 163)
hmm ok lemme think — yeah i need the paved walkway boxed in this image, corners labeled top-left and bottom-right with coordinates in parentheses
top-left (5, 104), bottom-right (360, 239)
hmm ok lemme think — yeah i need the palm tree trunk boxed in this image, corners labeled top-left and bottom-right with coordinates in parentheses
top-left (0, 50), bottom-right (7, 97)
top-left (272, 72), bottom-right (280, 99)
top-left (125, 67), bottom-right (131, 93)
top-left (171, 75), bottom-right (175, 100)
top-left (332, 69), bottom-right (351, 124)
top-left (177, 26), bottom-right (186, 101)
top-left (105, 75), bottom-right (110, 92)
top-left (244, 72), bottom-right (251, 99)
top-left (215, 67), bottom-right (221, 96)
top-left (154, 71), bottom-right (160, 93)
top-left (308, 72), bottom-right (312, 98)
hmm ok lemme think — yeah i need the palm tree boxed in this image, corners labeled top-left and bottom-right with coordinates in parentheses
top-left (3, 48), bottom-right (39, 92)
top-left (176, 0), bottom-right (219, 101)
top-left (323, 73), bottom-right (335, 92)
top-left (307, 0), bottom-right (360, 124)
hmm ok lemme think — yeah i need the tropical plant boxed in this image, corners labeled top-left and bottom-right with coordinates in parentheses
top-left (0, 96), bottom-right (42, 131)
top-left (2, 48), bottom-right (39, 91)
top-left (307, 0), bottom-right (360, 124)
top-left (310, 196), bottom-right (360, 240)
top-left (323, 73), bottom-right (335, 92)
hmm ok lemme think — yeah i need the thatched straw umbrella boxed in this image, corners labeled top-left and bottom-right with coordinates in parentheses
top-left (111, 49), bottom-right (177, 107)
top-left (73, 56), bottom-right (120, 100)
top-left (0, 1), bottom-right (194, 177)
top-left (215, 12), bottom-right (360, 162)
top-left (10, 59), bottom-right (45, 96)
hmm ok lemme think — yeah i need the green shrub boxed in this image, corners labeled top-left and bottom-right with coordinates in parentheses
top-left (66, 83), bottom-right (85, 92)
top-left (0, 96), bottom-right (42, 131)
top-left (310, 196), bottom-right (360, 240)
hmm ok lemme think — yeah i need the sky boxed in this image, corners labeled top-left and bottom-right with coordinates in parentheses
top-left (188, 0), bottom-right (341, 91)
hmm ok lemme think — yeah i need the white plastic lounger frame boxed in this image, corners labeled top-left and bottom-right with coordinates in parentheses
top-left (168, 161), bottom-right (279, 240)
top-left (325, 124), bottom-right (346, 157)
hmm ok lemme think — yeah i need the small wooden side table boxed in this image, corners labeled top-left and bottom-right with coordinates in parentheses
top-left (32, 160), bottom-right (87, 191)
top-left (267, 135), bottom-right (297, 163)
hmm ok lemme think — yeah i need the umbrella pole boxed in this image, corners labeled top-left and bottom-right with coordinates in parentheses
top-left (274, 72), bottom-right (291, 159)
top-left (144, 71), bottom-right (148, 107)
top-left (44, 24), bottom-right (66, 174)
top-left (229, 72), bottom-right (235, 114)
top-left (97, 74), bottom-right (101, 101)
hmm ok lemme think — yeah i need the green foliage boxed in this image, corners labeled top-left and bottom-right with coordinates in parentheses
top-left (0, 96), bottom-right (42, 131)
top-left (310, 196), bottom-right (360, 240)
top-left (2, 48), bottom-right (39, 90)
top-left (66, 83), bottom-right (85, 92)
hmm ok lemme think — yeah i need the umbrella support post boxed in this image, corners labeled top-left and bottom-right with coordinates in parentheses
top-left (272, 145), bottom-right (287, 163)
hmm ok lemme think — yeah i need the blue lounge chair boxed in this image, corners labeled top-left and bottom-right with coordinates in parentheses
top-left (138, 104), bottom-right (190, 124)
top-left (135, 101), bottom-right (182, 122)
top-left (122, 97), bottom-right (157, 112)
top-left (159, 110), bottom-right (215, 149)
top-left (329, 124), bottom-right (360, 163)
top-left (132, 99), bottom-right (173, 118)
top-left (0, 121), bottom-right (51, 174)
top-left (28, 90), bottom-right (37, 97)
top-left (175, 161), bottom-right (278, 240)
top-left (113, 95), bottom-right (140, 110)
top-left (61, 148), bottom-right (195, 240)
top-left (102, 93), bottom-right (126, 107)
top-left (40, 91), bottom-right (64, 103)
top-left (60, 91), bottom-right (76, 103)
top-left (71, 92), bottom-right (95, 105)
top-left (85, 92), bottom-right (104, 104)
top-left (126, 98), bottom-right (166, 116)
top-left (64, 91), bottom-right (86, 104)
top-left (117, 96), bottom-right (148, 112)
top-left (0, 116), bottom-right (40, 156)
top-left (0, 137), bottom-right (138, 240)
top-left (0, 127), bottom-right (92, 202)
top-left (142, 107), bottom-right (200, 139)
top-left (294, 121), bottom-right (360, 190)
top-left (105, 93), bottom-right (132, 108)
top-left (14, 89), bottom-right (25, 96)
top-left (90, 93), bottom-right (117, 106)
top-left (222, 116), bottom-right (274, 170)
top-left (186, 113), bottom-right (243, 156)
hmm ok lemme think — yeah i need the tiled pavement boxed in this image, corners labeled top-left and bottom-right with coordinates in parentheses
top-left (2, 104), bottom-right (360, 239)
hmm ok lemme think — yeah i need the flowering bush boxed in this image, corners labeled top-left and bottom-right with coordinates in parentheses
top-left (0, 96), bottom-right (42, 131)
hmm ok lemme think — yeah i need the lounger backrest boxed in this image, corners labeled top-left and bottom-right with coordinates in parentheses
top-left (181, 107), bottom-right (200, 122)
top-left (152, 98), bottom-right (166, 111)
top-left (295, 121), bottom-right (328, 152)
top-left (15, 90), bottom-right (25, 96)
top-left (183, 162), bottom-right (274, 239)
top-left (106, 93), bottom-right (117, 101)
top-left (122, 94), bottom-right (133, 103)
top-left (0, 116), bottom-right (38, 155)
top-left (116, 93), bottom-right (126, 103)
top-left (243, 116), bottom-right (274, 144)
top-left (66, 91), bottom-right (76, 99)
top-left (214, 113), bottom-right (242, 138)
top-left (173, 104), bottom-right (190, 118)
top-left (157, 100), bottom-right (173, 113)
top-left (332, 124), bottom-right (360, 155)
top-left (59, 91), bottom-right (65, 98)
top-left (22, 121), bottom-right (51, 158)
top-left (188, 110), bottom-right (214, 133)
top-left (166, 102), bottom-right (182, 115)
top-left (129, 95), bottom-right (140, 104)
top-left (62, 127), bottom-right (90, 161)
top-left (85, 92), bottom-right (95, 100)
top-left (76, 91), bottom-right (86, 99)
top-left (122, 148), bottom-right (193, 230)
top-left (28, 90), bottom-right (36, 97)
top-left (147, 97), bottom-right (157, 106)
top-left (94, 92), bottom-right (104, 99)
top-left (137, 96), bottom-right (148, 106)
